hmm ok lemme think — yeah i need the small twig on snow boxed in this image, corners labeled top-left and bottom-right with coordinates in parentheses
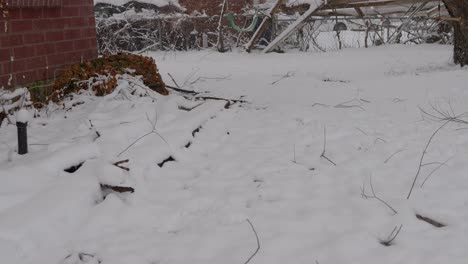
top-left (117, 110), bottom-right (169, 157)
top-left (271, 71), bottom-right (295, 85)
top-left (113, 159), bottom-right (130, 171)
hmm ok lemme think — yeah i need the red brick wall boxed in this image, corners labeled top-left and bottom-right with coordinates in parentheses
top-left (0, 0), bottom-right (97, 89)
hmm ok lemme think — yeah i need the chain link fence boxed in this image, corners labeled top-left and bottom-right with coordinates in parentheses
top-left (278, 17), bottom-right (454, 52)
top-left (95, 13), bottom-right (454, 54)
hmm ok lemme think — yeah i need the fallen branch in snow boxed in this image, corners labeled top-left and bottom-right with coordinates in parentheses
top-left (100, 184), bottom-right (135, 194)
top-left (379, 225), bottom-right (403, 246)
top-left (195, 95), bottom-right (247, 106)
top-left (361, 177), bottom-right (398, 215)
top-left (166, 85), bottom-right (200, 95)
top-left (244, 219), bottom-right (260, 264)
top-left (117, 111), bottom-right (169, 157)
top-left (166, 73), bottom-right (247, 108)
top-left (320, 126), bottom-right (337, 166)
top-left (165, 73), bottom-right (209, 95)
top-left (113, 159), bottom-right (130, 171)
top-left (271, 71), bottom-right (295, 85)
top-left (415, 214), bottom-right (446, 228)
top-left (193, 95), bottom-right (248, 109)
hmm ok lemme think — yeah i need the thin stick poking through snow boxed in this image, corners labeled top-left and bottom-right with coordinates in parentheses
top-left (320, 126), bottom-right (337, 166)
top-left (244, 219), bottom-right (260, 264)
top-left (168, 73), bottom-right (182, 89)
top-left (379, 225), bottom-right (403, 246)
top-left (361, 177), bottom-right (398, 215)
top-left (384, 149), bottom-right (404, 164)
top-left (407, 120), bottom-right (450, 199)
top-left (420, 157), bottom-right (451, 188)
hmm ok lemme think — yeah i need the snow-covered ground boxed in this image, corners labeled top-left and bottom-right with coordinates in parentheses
top-left (1, 45), bottom-right (468, 264)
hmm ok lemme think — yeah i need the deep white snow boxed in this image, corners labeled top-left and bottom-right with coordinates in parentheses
top-left (1, 45), bottom-right (468, 264)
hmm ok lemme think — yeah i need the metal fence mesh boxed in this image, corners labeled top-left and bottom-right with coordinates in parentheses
top-left (95, 15), bottom-right (454, 54)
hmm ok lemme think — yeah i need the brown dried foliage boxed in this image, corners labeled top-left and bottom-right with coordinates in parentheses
top-left (31, 53), bottom-right (167, 107)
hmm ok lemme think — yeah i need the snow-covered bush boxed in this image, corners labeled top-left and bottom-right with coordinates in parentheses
top-left (0, 88), bottom-right (31, 127)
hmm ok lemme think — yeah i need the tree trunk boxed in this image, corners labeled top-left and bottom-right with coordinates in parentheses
top-left (453, 16), bottom-right (468, 66)
top-left (216, 0), bottom-right (228, 53)
top-left (444, 0), bottom-right (468, 66)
